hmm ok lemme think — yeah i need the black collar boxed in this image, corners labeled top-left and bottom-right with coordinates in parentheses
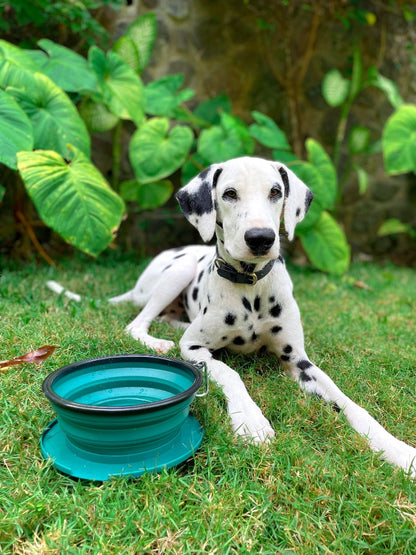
top-left (214, 257), bottom-right (276, 285)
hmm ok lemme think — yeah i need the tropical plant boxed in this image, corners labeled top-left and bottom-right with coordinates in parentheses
top-left (378, 103), bottom-right (416, 240)
top-left (321, 47), bottom-right (404, 199)
top-left (0, 12), bottom-right (351, 273)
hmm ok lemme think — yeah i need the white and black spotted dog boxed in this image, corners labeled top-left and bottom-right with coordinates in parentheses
top-left (110, 156), bottom-right (416, 477)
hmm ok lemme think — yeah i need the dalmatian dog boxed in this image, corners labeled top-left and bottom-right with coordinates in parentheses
top-left (110, 156), bottom-right (416, 477)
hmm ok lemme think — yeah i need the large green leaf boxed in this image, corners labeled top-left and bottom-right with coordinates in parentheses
top-left (120, 179), bottom-right (173, 209)
top-left (145, 74), bottom-right (194, 117)
top-left (322, 69), bottom-right (350, 107)
top-left (124, 13), bottom-right (157, 73)
top-left (382, 104), bottom-right (416, 175)
top-left (129, 117), bottom-right (193, 183)
top-left (89, 47), bottom-right (145, 126)
top-left (17, 147), bottom-right (124, 256)
top-left (0, 39), bottom-right (39, 90)
top-left (194, 94), bottom-right (232, 126)
top-left (79, 98), bottom-right (119, 133)
top-left (305, 139), bottom-right (337, 209)
top-left (8, 72), bottom-right (90, 159)
top-left (249, 111), bottom-right (291, 150)
top-left (299, 211), bottom-right (350, 274)
top-left (0, 89), bottom-right (33, 169)
top-left (292, 163), bottom-right (324, 232)
top-left (35, 39), bottom-right (98, 93)
top-left (198, 112), bottom-right (255, 164)
top-left (112, 36), bottom-right (141, 74)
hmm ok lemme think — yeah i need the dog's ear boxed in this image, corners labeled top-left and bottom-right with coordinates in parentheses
top-left (275, 163), bottom-right (314, 241)
top-left (176, 165), bottom-right (223, 242)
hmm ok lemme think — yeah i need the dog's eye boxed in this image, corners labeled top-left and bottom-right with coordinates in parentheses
top-left (269, 186), bottom-right (282, 200)
top-left (223, 188), bottom-right (238, 200)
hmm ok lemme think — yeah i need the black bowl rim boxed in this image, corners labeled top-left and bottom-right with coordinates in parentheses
top-left (42, 354), bottom-right (204, 415)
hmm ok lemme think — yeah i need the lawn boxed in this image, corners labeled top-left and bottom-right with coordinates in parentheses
top-left (0, 252), bottom-right (415, 554)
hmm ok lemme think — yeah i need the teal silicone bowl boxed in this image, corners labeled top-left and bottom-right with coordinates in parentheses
top-left (41, 355), bottom-right (205, 481)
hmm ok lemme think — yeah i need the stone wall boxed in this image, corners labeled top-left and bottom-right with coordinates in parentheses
top-left (112, 0), bottom-right (416, 263)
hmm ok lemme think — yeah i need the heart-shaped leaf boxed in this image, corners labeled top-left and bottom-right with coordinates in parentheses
top-left (249, 111), bottom-right (291, 150)
top-left (382, 104), bottom-right (416, 175)
top-left (322, 69), bottom-right (350, 107)
top-left (17, 147), bottom-right (124, 256)
top-left (0, 89), bottom-right (33, 169)
top-left (129, 117), bottom-right (193, 183)
top-left (198, 112), bottom-right (254, 164)
top-left (299, 211), bottom-right (350, 274)
top-left (36, 39), bottom-right (98, 93)
top-left (89, 47), bottom-right (145, 126)
top-left (8, 72), bottom-right (90, 159)
top-left (145, 74), bottom-right (194, 117)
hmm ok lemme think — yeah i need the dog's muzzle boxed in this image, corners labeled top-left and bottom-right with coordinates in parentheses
top-left (244, 228), bottom-right (276, 255)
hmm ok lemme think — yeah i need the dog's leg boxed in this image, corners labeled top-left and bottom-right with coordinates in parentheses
top-left (112, 254), bottom-right (198, 353)
top-left (269, 309), bottom-right (416, 477)
top-left (180, 331), bottom-right (275, 442)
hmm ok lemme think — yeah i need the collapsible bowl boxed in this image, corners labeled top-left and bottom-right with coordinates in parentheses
top-left (41, 354), bottom-right (206, 480)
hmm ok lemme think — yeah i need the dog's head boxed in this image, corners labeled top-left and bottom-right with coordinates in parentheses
top-left (176, 156), bottom-right (313, 262)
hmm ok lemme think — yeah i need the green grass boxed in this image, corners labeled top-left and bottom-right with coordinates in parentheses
top-left (0, 252), bottom-right (415, 554)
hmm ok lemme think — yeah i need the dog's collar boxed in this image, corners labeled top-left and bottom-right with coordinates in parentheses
top-left (214, 257), bottom-right (276, 285)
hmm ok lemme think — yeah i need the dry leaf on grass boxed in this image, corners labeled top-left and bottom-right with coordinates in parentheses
top-left (0, 345), bottom-right (58, 370)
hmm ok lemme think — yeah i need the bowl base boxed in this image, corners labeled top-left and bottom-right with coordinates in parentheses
top-left (41, 416), bottom-right (203, 481)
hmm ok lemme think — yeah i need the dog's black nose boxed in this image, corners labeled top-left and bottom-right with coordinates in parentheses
top-left (244, 228), bottom-right (276, 254)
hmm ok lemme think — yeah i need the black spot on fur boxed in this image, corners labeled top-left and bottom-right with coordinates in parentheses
top-left (270, 303), bottom-right (282, 318)
top-left (212, 167), bottom-right (223, 188)
top-left (198, 254), bottom-right (207, 262)
top-left (251, 332), bottom-right (258, 341)
top-left (296, 208), bottom-right (301, 217)
top-left (203, 306), bottom-right (208, 314)
top-left (271, 325), bottom-right (282, 334)
top-left (269, 296), bottom-right (275, 303)
top-left (216, 220), bottom-right (223, 229)
top-left (192, 287), bottom-right (199, 301)
top-left (233, 336), bottom-right (245, 345)
top-left (162, 264), bottom-right (172, 272)
top-left (221, 336), bottom-right (228, 341)
top-left (254, 296), bottom-right (261, 312)
top-left (176, 180), bottom-right (213, 216)
top-left (305, 190), bottom-right (314, 212)
top-left (278, 166), bottom-right (290, 198)
top-left (300, 370), bottom-right (313, 382)
top-left (174, 253), bottom-right (186, 260)
top-left (277, 255), bottom-right (284, 264)
top-left (224, 313), bottom-right (236, 325)
top-left (189, 345), bottom-right (202, 350)
top-left (198, 270), bottom-right (204, 283)
top-left (242, 297), bottom-right (252, 312)
top-left (297, 360), bottom-right (313, 370)
top-left (283, 345), bottom-right (292, 354)
top-left (281, 355), bottom-right (290, 362)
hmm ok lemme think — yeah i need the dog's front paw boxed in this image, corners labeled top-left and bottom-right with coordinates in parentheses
top-left (230, 404), bottom-right (275, 443)
top-left (126, 326), bottom-right (175, 354)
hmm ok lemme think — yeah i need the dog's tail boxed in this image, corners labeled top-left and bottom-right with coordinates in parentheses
top-left (46, 281), bottom-right (81, 302)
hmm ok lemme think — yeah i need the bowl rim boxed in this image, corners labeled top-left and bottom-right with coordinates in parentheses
top-left (42, 354), bottom-right (204, 415)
